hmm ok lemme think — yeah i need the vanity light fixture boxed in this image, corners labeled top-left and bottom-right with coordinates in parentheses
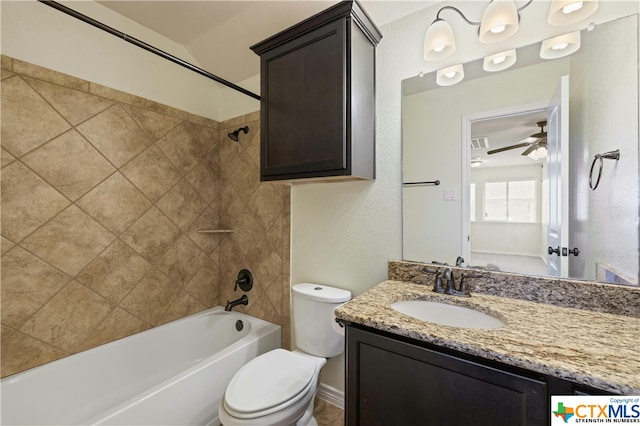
top-left (423, 1), bottom-right (533, 62)
top-left (436, 64), bottom-right (465, 86)
top-left (483, 49), bottom-right (517, 72)
top-left (548, 0), bottom-right (598, 26)
top-left (478, 0), bottom-right (520, 43)
top-left (423, 18), bottom-right (457, 61)
top-left (540, 31), bottom-right (581, 59)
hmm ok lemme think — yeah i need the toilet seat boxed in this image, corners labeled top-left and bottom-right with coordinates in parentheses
top-left (223, 349), bottom-right (318, 419)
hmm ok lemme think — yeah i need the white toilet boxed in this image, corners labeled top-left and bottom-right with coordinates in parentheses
top-left (219, 283), bottom-right (352, 426)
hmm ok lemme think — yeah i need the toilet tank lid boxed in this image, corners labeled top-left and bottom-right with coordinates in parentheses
top-left (292, 283), bottom-right (352, 303)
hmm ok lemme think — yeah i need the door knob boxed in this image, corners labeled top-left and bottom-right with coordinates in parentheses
top-left (548, 246), bottom-right (560, 256)
top-left (562, 247), bottom-right (580, 257)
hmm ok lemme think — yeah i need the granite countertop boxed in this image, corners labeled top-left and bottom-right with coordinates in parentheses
top-left (334, 280), bottom-right (640, 394)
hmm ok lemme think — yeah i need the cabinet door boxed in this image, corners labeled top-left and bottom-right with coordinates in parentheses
top-left (347, 326), bottom-right (547, 426)
top-left (260, 19), bottom-right (347, 180)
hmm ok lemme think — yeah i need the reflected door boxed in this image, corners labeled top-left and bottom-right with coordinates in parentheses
top-left (547, 75), bottom-right (570, 277)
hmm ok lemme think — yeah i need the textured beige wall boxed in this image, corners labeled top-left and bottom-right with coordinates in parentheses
top-left (0, 56), bottom-right (290, 378)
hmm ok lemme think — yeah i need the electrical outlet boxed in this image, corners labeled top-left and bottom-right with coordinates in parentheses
top-left (443, 188), bottom-right (457, 201)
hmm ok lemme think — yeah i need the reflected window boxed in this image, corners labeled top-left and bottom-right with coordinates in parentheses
top-left (484, 180), bottom-right (536, 222)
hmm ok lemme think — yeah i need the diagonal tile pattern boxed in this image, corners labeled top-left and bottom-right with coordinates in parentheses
top-left (0, 57), bottom-right (290, 378)
top-left (1, 161), bottom-right (70, 242)
top-left (76, 172), bottom-right (152, 236)
top-left (1, 331), bottom-right (68, 378)
top-left (1, 148), bottom-right (15, 168)
top-left (120, 269), bottom-right (181, 325)
top-left (24, 77), bottom-right (113, 126)
top-left (21, 205), bottom-right (116, 276)
top-left (157, 122), bottom-right (209, 175)
top-left (76, 240), bottom-right (152, 304)
top-left (120, 103), bottom-right (181, 140)
top-left (19, 281), bottom-right (113, 352)
top-left (21, 130), bottom-right (115, 201)
top-left (218, 116), bottom-right (291, 344)
top-left (157, 179), bottom-right (208, 232)
top-left (120, 145), bottom-right (182, 202)
top-left (1, 246), bottom-right (71, 329)
top-left (157, 235), bottom-right (209, 285)
top-left (1, 75), bottom-right (70, 157)
top-left (77, 104), bottom-right (152, 167)
top-left (120, 206), bottom-right (182, 263)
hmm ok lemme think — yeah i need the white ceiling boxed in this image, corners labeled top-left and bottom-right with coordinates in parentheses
top-left (471, 110), bottom-right (548, 168)
top-left (98, 0), bottom-right (440, 83)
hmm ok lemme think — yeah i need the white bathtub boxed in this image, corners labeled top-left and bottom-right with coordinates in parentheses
top-left (1, 307), bottom-right (281, 425)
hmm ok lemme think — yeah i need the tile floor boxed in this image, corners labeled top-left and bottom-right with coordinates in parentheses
top-left (314, 397), bottom-right (344, 426)
top-left (469, 252), bottom-right (548, 276)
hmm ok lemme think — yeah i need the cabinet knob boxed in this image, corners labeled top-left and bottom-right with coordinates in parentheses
top-left (548, 246), bottom-right (560, 256)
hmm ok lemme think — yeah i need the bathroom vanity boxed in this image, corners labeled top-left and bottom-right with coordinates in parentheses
top-left (335, 263), bottom-right (640, 426)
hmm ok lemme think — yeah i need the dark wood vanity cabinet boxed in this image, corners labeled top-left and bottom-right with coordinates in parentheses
top-left (346, 325), bottom-right (616, 426)
top-left (346, 326), bottom-right (546, 425)
top-left (250, 1), bottom-right (381, 182)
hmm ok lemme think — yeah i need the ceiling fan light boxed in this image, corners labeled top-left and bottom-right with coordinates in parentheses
top-left (483, 49), bottom-right (517, 72)
top-left (527, 149), bottom-right (541, 160)
top-left (548, 0), bottom-right (598, 26)
top-left (479, 0), bottom-right (519, 43)
top-left (536, 146), bottom-right (548, 158)
top-left (540, 31), bottom-right (581, 59)
top-left (436, 64), bottom-right (464, 86)
top-left (424, 19), bottom-right (456, 61)
top-left (471, 158), bottom-right (483, 168)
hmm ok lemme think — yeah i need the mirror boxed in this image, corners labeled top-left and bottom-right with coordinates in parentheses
top-left (402, 12), bottom-right (639, 285)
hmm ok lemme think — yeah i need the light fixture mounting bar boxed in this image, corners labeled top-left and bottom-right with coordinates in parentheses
top-left (434, 6), bottom-right (481, 26)
top-left (516, 0), bottom-right (534, 13)
top-left (433, 1), bottom-right (533, 27)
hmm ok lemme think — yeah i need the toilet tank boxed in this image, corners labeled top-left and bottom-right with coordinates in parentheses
top-left (292, 283), bottom-right (352, 358)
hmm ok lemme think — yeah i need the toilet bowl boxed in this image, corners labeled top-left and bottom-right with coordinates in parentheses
top-left (219, 283), bottom-right (351, 426)
top-left (218, 349), bottom-right (326, 426)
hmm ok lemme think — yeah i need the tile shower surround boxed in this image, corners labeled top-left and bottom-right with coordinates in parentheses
top-left (0, 56), bottom-right (291, 377)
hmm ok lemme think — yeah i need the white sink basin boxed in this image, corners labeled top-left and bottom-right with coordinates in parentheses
top-left (390, 300), bottom-right (505, 329)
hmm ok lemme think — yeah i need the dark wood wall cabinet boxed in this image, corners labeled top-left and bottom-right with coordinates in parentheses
top-left (345, 324), bottom-right (616, 426)
top-left (250, 1), bottom-right (381, 182)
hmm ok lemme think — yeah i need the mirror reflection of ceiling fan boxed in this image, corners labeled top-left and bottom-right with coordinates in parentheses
top-left (487, 121), bottom-right (548, 160)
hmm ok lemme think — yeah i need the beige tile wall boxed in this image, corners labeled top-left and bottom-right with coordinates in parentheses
top-left (0, 56), bottom-right (291, 378)
top-left (218, 113), bottom-right (292, 349)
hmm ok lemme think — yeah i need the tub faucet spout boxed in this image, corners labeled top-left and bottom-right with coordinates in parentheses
top-left (225, 295), bottom-right (248, 311)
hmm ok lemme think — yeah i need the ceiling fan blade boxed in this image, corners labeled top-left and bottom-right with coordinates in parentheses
top-left (487, 142), bottom-right (531, 155)
top-left (518, 136), bottom-right (538, 143)
top-left (521, 143), bottom-right (538, 156)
